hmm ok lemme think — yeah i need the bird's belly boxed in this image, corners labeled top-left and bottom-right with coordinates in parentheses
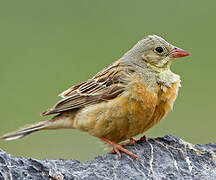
top-left (73, 85), bottom-right (158, 143)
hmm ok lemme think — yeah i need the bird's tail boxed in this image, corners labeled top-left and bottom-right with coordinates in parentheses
top-left (1, 121), bottom-right (48, 141)
top-left (1, 114), bottom-right (74, 141)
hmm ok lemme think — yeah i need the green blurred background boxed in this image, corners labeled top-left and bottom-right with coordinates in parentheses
top-left (0, 0), bottom-right (215, 161)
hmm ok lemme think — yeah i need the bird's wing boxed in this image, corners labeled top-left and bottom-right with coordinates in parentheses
top-left (41, 61), bottom-right (135, 116)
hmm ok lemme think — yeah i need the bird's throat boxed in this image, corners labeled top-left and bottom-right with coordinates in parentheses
top-left (145, 61), bottom-right (172, 73)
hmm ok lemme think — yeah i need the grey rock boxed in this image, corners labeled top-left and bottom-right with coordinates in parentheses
top-left (0, 135), bottom-right (215, 180)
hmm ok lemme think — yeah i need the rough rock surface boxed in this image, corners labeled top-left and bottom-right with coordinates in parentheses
top-left (0, 135), bottom-right (215, 180)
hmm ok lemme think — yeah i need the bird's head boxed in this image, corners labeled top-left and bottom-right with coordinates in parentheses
top-left (124, 35), bottom-right (189, 71)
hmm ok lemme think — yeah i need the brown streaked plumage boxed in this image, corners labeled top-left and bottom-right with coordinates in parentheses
top-left (41, 60), bottom-right (133, 116)
top-left (1, 35), bottom-right (189, 160)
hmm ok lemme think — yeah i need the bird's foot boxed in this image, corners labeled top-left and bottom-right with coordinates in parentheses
top-left (107, 135), bottom-right (148, 158)
top-left (120, 135), bottom-right (148, 146)
top-left (118, 137), bottom-right (137, 146)
top-left (100, 137), bottom-right (139, 160)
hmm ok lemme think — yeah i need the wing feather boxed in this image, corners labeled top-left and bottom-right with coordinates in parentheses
top-left (41, 61), bottom-right (135, 116)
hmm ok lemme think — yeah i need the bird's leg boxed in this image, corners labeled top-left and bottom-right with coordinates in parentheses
top-left (118, 137), bottom-right (137, 146)
top-left (109, 135), bottom-right (148, 154)
top-left (119, 135), bottom-right (148, 146)
top-left (108, 138), bottom-right (136, 154)
top-left (100, 137), bottom-right (139, 160)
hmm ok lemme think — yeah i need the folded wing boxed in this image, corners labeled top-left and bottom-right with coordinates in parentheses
top-left (41, 61), bottom-right (135, 116)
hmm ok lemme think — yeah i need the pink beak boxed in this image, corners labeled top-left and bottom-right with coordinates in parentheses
top-left (170, 47), bottom-right (190, 58)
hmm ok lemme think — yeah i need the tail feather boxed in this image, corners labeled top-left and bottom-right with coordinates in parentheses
top-left (1, 114), bottom-right (74, 141)
top-left (1, 121), bottom-right (47, 141)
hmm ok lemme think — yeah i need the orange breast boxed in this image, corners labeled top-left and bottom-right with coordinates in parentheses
top-left (124, 81), bottom-right (158, 138)
top-left (140, 82), bottom-right (180, 133)
top-left (99, 78), bottom-right (180, 142)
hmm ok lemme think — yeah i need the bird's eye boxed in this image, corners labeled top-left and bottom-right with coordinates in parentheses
top-left (155, 46), bottom-right (164, 53)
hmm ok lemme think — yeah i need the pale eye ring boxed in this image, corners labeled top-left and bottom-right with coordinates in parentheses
top-left (155, 46), bottom-right (164, 53)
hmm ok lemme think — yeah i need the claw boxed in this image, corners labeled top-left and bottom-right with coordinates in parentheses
top-left (100, 137), bottom-right (139, 160)
top-left (107, 135), bottom-right (148, 155)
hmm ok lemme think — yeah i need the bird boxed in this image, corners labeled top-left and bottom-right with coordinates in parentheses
top-left (1, 35), bottom-right (189, 160)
